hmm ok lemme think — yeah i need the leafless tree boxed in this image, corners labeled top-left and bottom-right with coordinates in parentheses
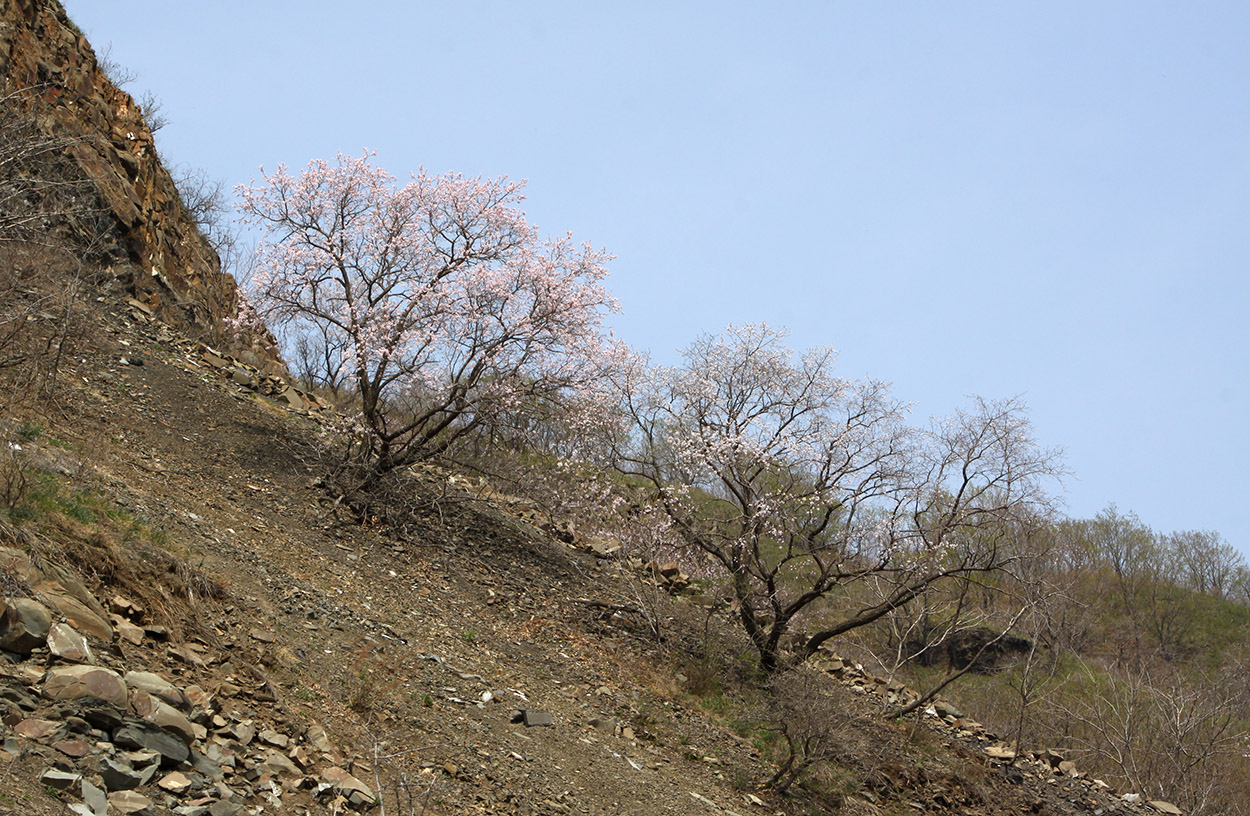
top-left (0, 87), bottom-right (112, 400)
top-left (1169, 529), bottom-right (1244, 600)
top-left (0, 88), bottom-right (96, 245)
top-left (1059, 659), bottom-right (1250, 816)
top-left (97, 45), bottom-right (167, 132)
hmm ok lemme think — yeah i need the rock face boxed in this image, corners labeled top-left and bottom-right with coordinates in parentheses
top-left (945, 627), bottom-right (1033, 673)
top-left (0, 0), bottom-right (283, 371)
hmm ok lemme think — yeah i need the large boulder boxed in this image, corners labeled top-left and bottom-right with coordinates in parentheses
top-left (43, 664), bottom-right (128, 708)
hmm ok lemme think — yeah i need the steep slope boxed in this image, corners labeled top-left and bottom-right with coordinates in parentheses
top-left (0, 0), bottom-right (279, 370)
top-left (0, 261), bottom-right (1157, 816)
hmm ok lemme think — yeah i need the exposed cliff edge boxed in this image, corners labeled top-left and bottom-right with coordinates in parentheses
top-left (0, 0), bottom-right (282, 372)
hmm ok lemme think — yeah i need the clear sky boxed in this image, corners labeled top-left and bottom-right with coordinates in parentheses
top-left (66, 2), bottom-right (1249, 553)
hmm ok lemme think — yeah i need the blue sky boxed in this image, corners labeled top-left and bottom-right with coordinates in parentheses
top-left (68, 2), bottom-right (1249, 553)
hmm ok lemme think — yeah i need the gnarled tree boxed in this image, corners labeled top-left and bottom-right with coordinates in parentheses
top-left (611, 324), bottom-right (1060, 671)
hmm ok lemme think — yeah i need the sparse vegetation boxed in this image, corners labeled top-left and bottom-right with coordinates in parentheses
top-left (2, 6), bottom-right (1246, 814)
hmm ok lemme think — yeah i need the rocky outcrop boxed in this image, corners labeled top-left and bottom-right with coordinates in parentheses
top-left (0, 0), bottom-right (283, 372)
top-left (945, 626), bottom-right (1033, 673)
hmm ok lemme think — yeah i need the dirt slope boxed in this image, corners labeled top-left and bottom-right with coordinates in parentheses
top-left (0, 252), bottom-right (1170, 816)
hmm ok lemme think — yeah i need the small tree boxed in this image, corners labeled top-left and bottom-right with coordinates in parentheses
top-left (238, 152), bottom-right (616, 473)
top-left (611, 324), bottom-right (1060, 671)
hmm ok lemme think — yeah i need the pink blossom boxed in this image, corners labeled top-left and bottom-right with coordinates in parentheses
top-left (237, 151), bottom-right (617, 469)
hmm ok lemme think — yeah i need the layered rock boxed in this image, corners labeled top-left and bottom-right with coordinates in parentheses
top-left (0, 0), bottom-right (283, 372)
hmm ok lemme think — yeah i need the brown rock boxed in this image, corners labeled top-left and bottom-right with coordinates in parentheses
top-left (108, 789), bottom-right (155, 815)
top-left (54, 738), bottom-right (91, 758)
top-left (169, 643), bottom-right (208, 667)
top-left (14, 717), bottom-right (65, 741)
top-left (201, 350), bottom-right (231, 369)
top-left (43, 664), bottom-right (128, 708)
top-left (184, 684), bottom-right (214, 710)
top-left (258, 729), bottom-right (288, 748)
top-left (305, 722), bottom-right (334, 753)
top-left (157, 770), bottom-right (194, 793)
top-left (0, 597), bottom-right (51, 653)
top-left (277, 388), bottom-right (306, 411)
top-left (47, 622), bottom-right (94, 663)
top-left (131, 689), bottom-right (196, 744)
top-left (125, 671), bottom-right (191, 710)
top-left (113, 615), bottom-right (145, 645)
top-left (587, 537), bottom-right (621, 558)
top-left (230, 367), bottom-right (256, 387)
top-left (321, 766), bottom-right (376, 805)
top-left (262, 749), bottom-right (302, 778)
top-left (34, 574), bottom-right (113, 641)
top-left (110, 595), bottom-right (144, 620)
top-left (0, 550), bottom-right (111, 642)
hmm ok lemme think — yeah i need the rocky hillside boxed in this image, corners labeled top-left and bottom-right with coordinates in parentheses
top-left (0, 3), bottom-right (1193, 816)
top-left (0, 0), bottom-right (279, 371)
top-left (0, 287), bottom-right (1171, 816)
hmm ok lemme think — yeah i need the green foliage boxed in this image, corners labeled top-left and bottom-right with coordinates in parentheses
top-left (1, 467), bottom-right (122, 528)
top-left (16, 421), bottom-right (42, 441)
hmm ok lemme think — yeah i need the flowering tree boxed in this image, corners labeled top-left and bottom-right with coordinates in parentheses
top-left (237, 152), bottom-right (616, 472)
top-left (611, 324), bottom-right (1060, 671)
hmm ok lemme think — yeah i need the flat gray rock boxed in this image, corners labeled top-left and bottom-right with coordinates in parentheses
top-left (522, 710), bottom-right (554, 727)
top-left (114, 720), bottom-right (191, 765)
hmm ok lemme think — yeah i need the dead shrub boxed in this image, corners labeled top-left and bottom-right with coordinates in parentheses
top-left (346, 637), bottom-right (406, 717)
top-left (0, 443), bottom-right (33, 512)
top-left (762, 668), bottom-right (860, 797)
